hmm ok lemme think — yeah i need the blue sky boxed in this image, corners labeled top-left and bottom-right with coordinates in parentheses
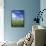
top-left (12, 10), bottom-right (24, 20)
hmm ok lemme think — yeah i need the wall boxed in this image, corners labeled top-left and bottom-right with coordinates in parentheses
top-left (4, 0), bottom-right (40, 42)
top-left (0, 0), bottom-right (4, 42)
top-left (40, 0), bottom-right (46, 27)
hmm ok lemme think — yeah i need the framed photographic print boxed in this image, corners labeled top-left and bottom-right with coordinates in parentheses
top-left (11, 10), bottom-right (24, 27)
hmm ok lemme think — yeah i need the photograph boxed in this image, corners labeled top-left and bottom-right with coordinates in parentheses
top-left (11, 10), bottom-right (24, 27)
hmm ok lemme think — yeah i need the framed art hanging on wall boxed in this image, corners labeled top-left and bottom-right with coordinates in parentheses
top-left (11, 10), bottom-right (24, 27)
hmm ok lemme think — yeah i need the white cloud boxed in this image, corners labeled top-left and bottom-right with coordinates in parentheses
top-left (12, 13), bottom-right (16, 18)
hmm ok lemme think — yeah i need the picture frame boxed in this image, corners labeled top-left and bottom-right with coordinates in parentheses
top-left (11, 10), bottom-right (24, 27)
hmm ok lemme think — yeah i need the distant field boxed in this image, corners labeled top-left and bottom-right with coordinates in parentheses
top-left (11, 20), bottom-right (24, 27)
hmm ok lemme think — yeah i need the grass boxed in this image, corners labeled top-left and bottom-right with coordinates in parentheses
top-left (11, 20), bottom-right (24, 27)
